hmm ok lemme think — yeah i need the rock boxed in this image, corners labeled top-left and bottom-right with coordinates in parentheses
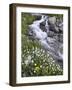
top-left (58, 34), bottom-right (63, 43)
top-left (49, 24), bottom-right (59, 33)
top-left (59, 25), bottom-right (63, 32)
top-left (35, 16), bottom-right (41, 20)
top-left (40, 21), bottom-right (46, 26)
top-left (54, 26), bottom-right (59, 32)
top-left (49, 24), bottom-right (55, 31)
top-left (31, 13), bottom-right (42, 20)
top-left (40, 21), bottom-right (47, 32)
top-left (48, 16), bottom-right (56, 25)
top-left (47, 31), bottom-right (54, 37)
top-left (56, 18), bottom-right (63, 26)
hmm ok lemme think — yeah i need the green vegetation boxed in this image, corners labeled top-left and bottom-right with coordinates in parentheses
top-left (21, 13), bottom-right (36, 35)
top-left (21, 13), bottom-right (63, 77)
top-left (48, 14), bottom-right (63, 19)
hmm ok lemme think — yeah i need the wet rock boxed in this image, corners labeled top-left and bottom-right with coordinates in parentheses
top-left (40, 21), bottom-right (47, 32)
top-left (49, 24), bottom-right (59, 33)
top-left (47, 31), bottom-right (54, 37)
top-left (56, 18), bottom-right (63, 32)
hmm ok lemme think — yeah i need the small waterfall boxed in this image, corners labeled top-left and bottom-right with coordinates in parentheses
top-left (28, 14), bottom-right (63, 66)
top-left (45, 17), bottom-right (49, 33)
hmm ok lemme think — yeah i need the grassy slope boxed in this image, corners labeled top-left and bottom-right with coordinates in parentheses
top-left (21, 13), bottom-right (63, 77)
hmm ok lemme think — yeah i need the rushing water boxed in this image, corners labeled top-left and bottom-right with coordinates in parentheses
top-left (28, 15), bottom-right (63, 66)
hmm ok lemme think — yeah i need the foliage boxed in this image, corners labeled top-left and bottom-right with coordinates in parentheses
top-left (21, 13), bottom-right (36, 34)
top-left (48, 14), bottom-right (63, 19)
top-left (21, 13), bottom-right (63, 77)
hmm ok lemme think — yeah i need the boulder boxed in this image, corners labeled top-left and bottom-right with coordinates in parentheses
top-left (48, 16), bottom-right (56, 25)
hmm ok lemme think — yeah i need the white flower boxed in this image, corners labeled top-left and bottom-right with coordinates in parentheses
top-left (40, 65), bottom-right (42, 68)
top-left (25, 60), bottom-right (29, 65)
top-left (25, 55), bottom-right (31, 65)
top-left (31, 60), bottom-right (34, 63)
top-left (27, 55), bottom-right (31, 60)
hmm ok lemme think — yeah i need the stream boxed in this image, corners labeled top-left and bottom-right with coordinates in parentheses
top-left (28, 14), bottom-right (63, 67)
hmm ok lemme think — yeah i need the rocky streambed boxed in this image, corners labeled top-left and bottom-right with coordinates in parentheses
top-left (28, 14), bottom-right (63, 68)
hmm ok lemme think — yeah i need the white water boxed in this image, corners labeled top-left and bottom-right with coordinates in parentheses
top-left (29, 15), bottom-right (63, 63)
